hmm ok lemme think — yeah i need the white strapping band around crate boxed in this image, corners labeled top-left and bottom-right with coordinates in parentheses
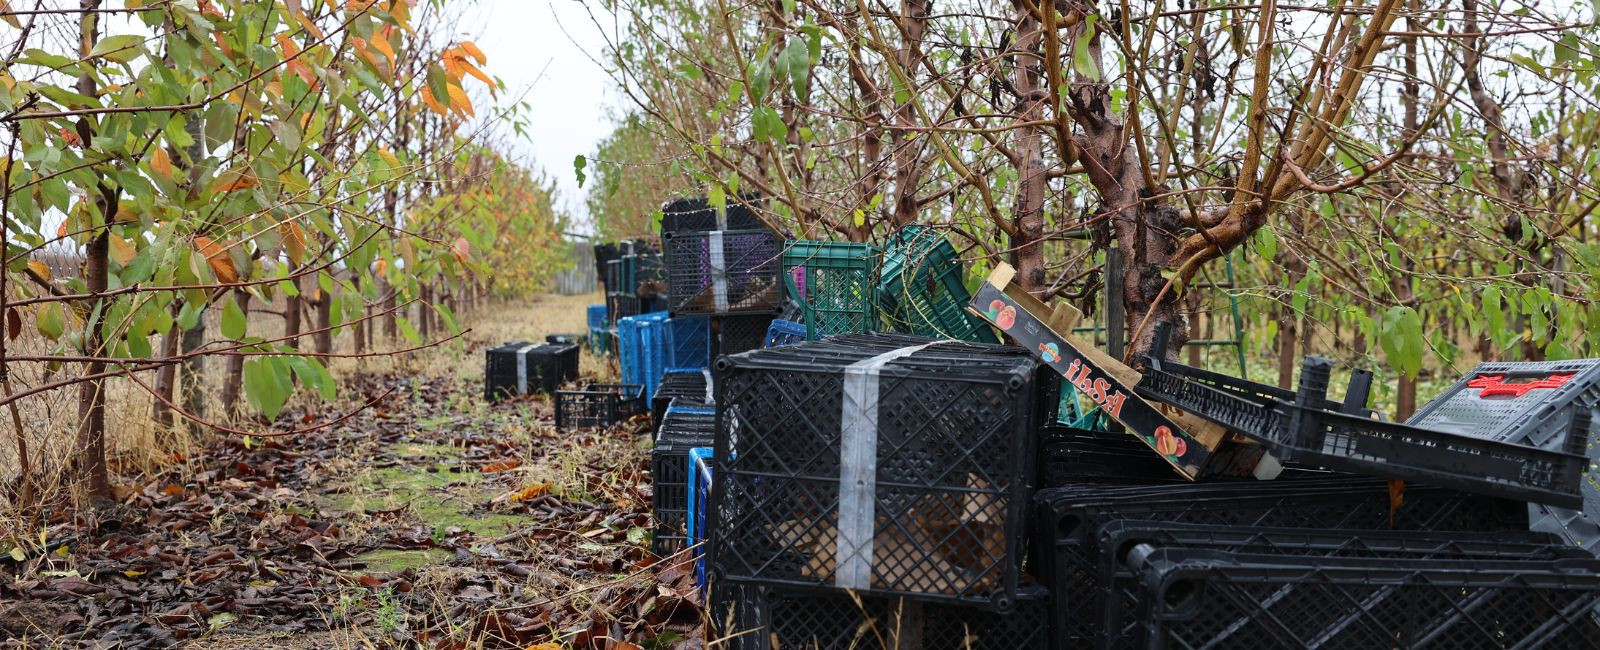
top-left (836, 341), bottom-right (941, 590)
top-left (709, 230), bottom-right (729, 312)
top-left (515, 343), bottom-right (541, 394)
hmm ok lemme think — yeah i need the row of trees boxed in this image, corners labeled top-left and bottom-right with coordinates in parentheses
top-left (582, 0), bottom-right (1600, 413)
top-left (1, 0), bottom-right (568, 511)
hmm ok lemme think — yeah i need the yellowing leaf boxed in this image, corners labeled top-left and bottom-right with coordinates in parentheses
top-left (451, 236), bottom-right (471, 264)
top-left (26, 259), bottom-right (50, 282)
top-left (194, 236), bottom-right (240, 283)
top-left (149, 147), bottom-right (173, 182)
top-left (445, 83), bottom-right (473, 117)
top-left (374, 258), bottom-right (387, 278)
top-left (458, 40), bottom-right (486, 65)
top-left (8, 547), bottom-right (23, 562)
top-left (109, 235), bottom-right (136, 266)
top-left (123, 569), bottom-right (145, 578)
top-left (370, 30), bottom-right (396, 66)
top-left (377, 147), bottom-right (400, 169)
top-left (113, 202), bottom-right (140, 224)
top-left (460, 61), bottom-right (493, 89)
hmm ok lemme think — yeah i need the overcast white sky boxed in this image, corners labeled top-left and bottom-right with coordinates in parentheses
top-left (471, 0), bottom-right (619, 228)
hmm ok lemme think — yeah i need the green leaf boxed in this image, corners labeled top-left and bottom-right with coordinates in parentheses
top-left (397, 316), bottom-right (420, 345)
top-left (177, 300), bottom-right (202, 331)
top-left (1380, 306), bottom-right (1424, 380)
top-left (573, 154), bottom-right (587, 187)
top-left (1073, 16), bottom-right (1100, 81)
top-left (221, 295), bottom-right (247, 340)
top-left (243, 358), bottom-right (290, 420)
top-left (36, 303), bottom-right (64, 340)
top-left (1254, 226), bottom-right (1277, 261)
top-left (91, 35), bottom-right (146, 62)
top-left (780, 38), bottom-right (811, 98)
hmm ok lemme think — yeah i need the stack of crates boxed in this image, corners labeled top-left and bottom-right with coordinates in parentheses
top-left (782, 240), bottom-right (879, 340)
top-left (1032, 462), bottom-right (1600, 648)
top-left (878, 225), bottom-right (996, 343)
top-left (586, 304), bottom-right (609, 355)
top-left (662, 316), bottom-right (710, 370)
top-left (660, 197), bottom-right (785, 359)
top-left (617, 312), bottom-right (668, 398)
top-left (483, 342), bottom-right (578, 402)
top-left (652, 405), bottom-right (715, 555)
top-left (706, 333), bottom-right (1053, 648)
top-left (651, 368), bottom-right (711, 432)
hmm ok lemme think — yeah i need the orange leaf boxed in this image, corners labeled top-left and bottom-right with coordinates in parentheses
top-left (58, 128), bottom-right (81, 148)
top-left (420, 87), bottom-right (447, 116)
top-left (162, 484), bottom-right (183, 496)
top-left (482, 459), bottom-right (522, 474)
top-left (25, 259), bottom-right (49, 282)
top-left (374, 258), bottom-right (387, 278)
top-left (460, 60), bottom-right (493, 88)
top-left (279, 221), bottom-right (306, 265)
top-left (509, 483), bottom-right (550, 502)
top-left (458, 40), bottom-right (486, 65)
top-left (194, 236), bottom-right (240, 283)
top-left (212, 31), bottom-right (233, 58)
top-left (451, 236), bottom-right (471, 264)
top-left (149, 147), bottom-right (173, 182)
top-left (209, 170), bottom-right (258, 194)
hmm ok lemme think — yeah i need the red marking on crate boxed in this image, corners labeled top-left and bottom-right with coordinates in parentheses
top-left (1466, 373), bottom-right (1575, 398)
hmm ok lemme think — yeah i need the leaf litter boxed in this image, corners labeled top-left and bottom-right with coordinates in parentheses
top-left (1, 351), bottom-right (705, 649)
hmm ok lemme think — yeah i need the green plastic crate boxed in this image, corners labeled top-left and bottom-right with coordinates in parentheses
top-left (878, 225), bottom-right (997, 343)
top-left (782, 241), bottom-right (879, 340)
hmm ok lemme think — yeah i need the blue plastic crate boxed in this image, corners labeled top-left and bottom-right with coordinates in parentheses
top-left (688, 446), bottom-right (713, 594)
top-left (636, 312), bottom-right (670, 399)
top-left (664, 316), bottom-right (711, 369)
top-left (763, 318), bottom-right (806, 348)
top-left (617, 315), bottom-right (649, 388)
top-left (587, 304), bottom-right (608, 330)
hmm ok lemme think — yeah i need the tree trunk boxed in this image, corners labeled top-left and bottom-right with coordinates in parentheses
top-left (283, 272), bottom-right (302, 349)
top-left (889, 0), bottom-right (929, 226)
top-left (1009, 11), bottom-right (1048, 292)
top-left (220, 292), bottom-right (249, 416)
top-left (152, 305), bottom-right (182, 429)
top-left (73, 0), bottom-right (112, 501)
top-left (314, 290), bottom-right (333, 354)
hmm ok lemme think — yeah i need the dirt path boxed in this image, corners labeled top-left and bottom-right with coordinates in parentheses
top-left (0, 294), bottom-right (703, 649)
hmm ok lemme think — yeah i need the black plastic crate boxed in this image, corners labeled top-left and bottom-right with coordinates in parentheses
top-left (663, 228), bottom-right (784, 315)
top-left (661, 196), bottom-right (765, 234)
top-left (594, 242), bottom-right (630, 291)
top-left (1408, 359), bottom-right (1600, 554)
top-left (606, 292), bottom-right (641, 329)
top-left (484, 342), bottom-right (576, 401)
top-left (713, 313), bottom-right (777, 357)
top-left (1129, 546), bottom-right (1600, 649)
top-left (709, 333), bottom-right (1047, 607)
top-left (1039, 426), bottom-right (1186, 488)
top-left (651, 369), bottom-right (712, 431)
top-left (1033, 478), bottom-right (1530, 648)
top-left (652, 408), bottom-right (715, 556)
top-left (1137, 322), bottom-right (1588, 508)
top-left (554, 383), bottom-right (645, 430)
top-left (1088, 521), bottom-right (1579, 649)
top-left (712, 583), bottom-right (1049, 650)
